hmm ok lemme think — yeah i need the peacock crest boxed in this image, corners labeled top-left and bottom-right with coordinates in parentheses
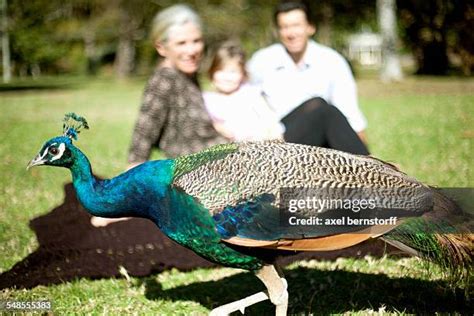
top-left (63, 113), bottom-right (89, 140)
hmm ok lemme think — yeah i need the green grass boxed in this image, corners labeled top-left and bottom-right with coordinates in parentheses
top-left (0, 75), bottom-right (472, 315)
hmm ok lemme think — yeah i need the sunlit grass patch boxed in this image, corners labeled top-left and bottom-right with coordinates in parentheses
top-left (0, 75), bottom-right (472, 314)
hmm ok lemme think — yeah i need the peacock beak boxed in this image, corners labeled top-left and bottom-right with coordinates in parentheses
top-left (27, 154), bottom-right (46, 170)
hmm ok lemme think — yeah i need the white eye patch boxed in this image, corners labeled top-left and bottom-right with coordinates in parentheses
top-left (39, 142), bottom-right (57, 160)
top-left (50, 143), bottom-right (66, 162)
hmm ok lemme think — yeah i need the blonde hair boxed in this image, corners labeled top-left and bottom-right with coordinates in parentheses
top-left (150, 4), bottom-right (202, 44)
top-left (208, 40), bottom-right (248, 80)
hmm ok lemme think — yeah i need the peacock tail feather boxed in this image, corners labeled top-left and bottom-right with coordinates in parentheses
top-left (384, 190), bottom-right (473, 288)
top-left (172, 141), bottom-right (473, 285)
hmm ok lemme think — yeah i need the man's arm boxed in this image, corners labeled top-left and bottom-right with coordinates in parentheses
top-left (328, 55), bottom-right (368, 136)
top-left (246, 50), bottom-right (266, 85)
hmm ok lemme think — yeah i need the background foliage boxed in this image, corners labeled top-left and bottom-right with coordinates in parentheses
top-left (2, 0), bottom-right (473, 78)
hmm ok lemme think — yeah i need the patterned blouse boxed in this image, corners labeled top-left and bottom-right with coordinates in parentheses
top-left (128, 67), bottom-right (228, 162)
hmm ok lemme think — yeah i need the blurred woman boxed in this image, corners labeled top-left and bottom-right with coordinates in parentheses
top-left (128, 4), bottom-right (227, 166)
top-left (92, 4), bottom-right (228, 227)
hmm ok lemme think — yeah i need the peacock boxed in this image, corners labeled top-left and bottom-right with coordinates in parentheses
top-left (28, 113), bottom-right (472, 315)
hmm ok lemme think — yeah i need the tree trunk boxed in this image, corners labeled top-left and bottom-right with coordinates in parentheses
top-left (114, 36), bottom-right (135, 79)
top-left (83, 31), bottom-right (98, 75)
top-left (114, 9), bottom-right (135, 79)
top-left (416, 37), bottom-right (449, 75)
top-left (377, 0), bottom-right (402, 82)
top-left (1, 0), bottom-right (11, 83)
top-left (317, 2), bottom-right (333, 47)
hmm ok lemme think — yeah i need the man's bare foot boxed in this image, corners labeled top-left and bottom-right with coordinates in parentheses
top-left (90, 216), bottom-right (132, 227)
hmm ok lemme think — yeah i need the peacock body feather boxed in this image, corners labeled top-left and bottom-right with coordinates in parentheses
top-left (29, 114), bottom-right (473, 282)
top-left (62, 137), bottom-right (265, 270)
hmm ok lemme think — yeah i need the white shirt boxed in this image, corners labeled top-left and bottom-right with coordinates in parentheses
top-left (247, 40), bottom-right (367, 132)
top-left (203, 84), bottom-right (285, 141)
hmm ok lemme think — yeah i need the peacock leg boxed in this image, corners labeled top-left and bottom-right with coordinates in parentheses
top-left (209, 291), bottom-right (270, 316)
top-left (255, 264), bottom-right (288, 316)
top-left (209, 264), bottom-right (288, 316)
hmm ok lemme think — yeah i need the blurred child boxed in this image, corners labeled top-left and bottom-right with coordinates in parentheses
top-left (203, 41), bottom-right (284, 141)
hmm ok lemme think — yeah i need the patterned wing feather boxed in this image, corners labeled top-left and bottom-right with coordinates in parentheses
top-left (210, 192), bottom-right (389, 241)
top-left (173, 141), bottom-right (431, 216)
top-left (173, 143), bottom-right (238, 179)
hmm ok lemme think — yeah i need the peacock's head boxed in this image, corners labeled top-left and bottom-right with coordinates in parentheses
top-left (27, 113), bottom-right (89, 170)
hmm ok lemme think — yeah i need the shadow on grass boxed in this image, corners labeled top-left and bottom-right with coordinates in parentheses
top-left (3, 183), bottom-right (471, 314)
top-left (0, 78), bottom-right (84, 92)
top-left (141, 267), bottom-right (471, 315)
top-left (0, 183), bottom-right (397, 291)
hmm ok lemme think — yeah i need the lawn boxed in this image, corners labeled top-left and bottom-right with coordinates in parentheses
top-left (0, 75), bottom-right (472, 315)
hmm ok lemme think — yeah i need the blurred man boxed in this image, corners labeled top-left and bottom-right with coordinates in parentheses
top-left (248, 1), bottom-right (368, 153)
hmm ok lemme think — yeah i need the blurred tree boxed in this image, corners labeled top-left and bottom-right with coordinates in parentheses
top-left (8, 0), bottom-right (70, 76)
top-left (114, 2), bottom-right (135, 79)
top-left (197, 0), bottom-right (278, 53)
top-left (308, 0), bottom-right (376, 51)
top-left (6, 1), bottom-right (469, 78)
top-left (450, 1), bottom-right (473, 75)
top-left (113, 0), bottom-right (158, 79)
top-left (58, 0), bottom-right (117, 75)
top-left (314, 1), bottom-right (334, 46)
top-left (1, 0), bottom-right (11, 82)
top-left (377, 0), bottom-right (403, 81)
top-left (398, 0), bottom-right (473, 75)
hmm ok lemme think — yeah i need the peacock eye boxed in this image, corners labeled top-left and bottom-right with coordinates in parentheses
top-left (49, 147), bottom-right (59, 155)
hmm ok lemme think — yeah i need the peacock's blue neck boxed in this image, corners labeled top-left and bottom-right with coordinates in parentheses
top-left (69, 148), bottom-right (95, 186)
top-left (69, 146), bottom-right (173, 219)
